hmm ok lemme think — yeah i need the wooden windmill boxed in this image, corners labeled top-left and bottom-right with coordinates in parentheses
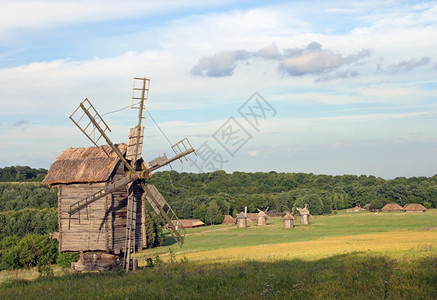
top-left (43, 77), bottom-right (195, 271)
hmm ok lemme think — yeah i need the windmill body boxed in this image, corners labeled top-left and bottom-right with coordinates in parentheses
top-left (43, 144), bottom-right (147, 254)
top-left (43, 77), bottom-right (194, 271)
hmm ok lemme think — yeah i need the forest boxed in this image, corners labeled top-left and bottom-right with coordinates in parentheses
top-left (151, 170), bottom-right (437, 224)
top-left (1, 166), bottom-right (437, 272)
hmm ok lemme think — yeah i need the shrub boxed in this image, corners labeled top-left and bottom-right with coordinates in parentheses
top-left (57, 252), bottom-right (80, 269)
top-left (0, 234), bottom-right (58, 270)
top-left (423, 202), bottom-right (432, 209)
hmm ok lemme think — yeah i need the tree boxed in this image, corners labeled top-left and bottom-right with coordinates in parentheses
top-left (294, 194), bottom-right (324, 215)
top-left (205, 200), bottom-right (222, 225)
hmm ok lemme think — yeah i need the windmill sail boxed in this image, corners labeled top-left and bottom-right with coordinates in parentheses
top-left (126, 127), bottom-right (144, 161)
top-left (143, 184), bottom-right (186, 246)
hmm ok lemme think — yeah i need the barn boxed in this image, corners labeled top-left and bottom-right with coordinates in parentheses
top-left (404, 203), bottom-right (427, 213)
top-left (381, 203), bottom-right (404, 212)
top-left (42, 143), bottom-right (147, 254)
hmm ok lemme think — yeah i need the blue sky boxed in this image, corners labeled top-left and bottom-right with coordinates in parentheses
top-left (1, 0), bottom-right (437, 179)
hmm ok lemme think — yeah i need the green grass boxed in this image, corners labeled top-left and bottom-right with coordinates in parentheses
top-left (1, 210), bottom-right (437, 299)
top-left (1, 251), bottom-right (436, 299)
top-left (140, 210), bottom-right (437, 257)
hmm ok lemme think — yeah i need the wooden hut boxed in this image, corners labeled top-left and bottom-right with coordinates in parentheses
top-left (296, 204), bottom-right (310, 225)
top-left (283, 213), bottom-right (294, 228)
top-left (404, 203), bottom-right (427, 212)
top-left (222, 215), bottom-right (236, 225)
top-left (236, 212), bottom-right (247, 228)
top-left (42, 144), bottom-right (147, 257)
top-left (381, 203), bottom-right (403, 212)
top-left (257, 211), bottom-right (267, 226)
top-left (173, 219), bottom-right (205, 229)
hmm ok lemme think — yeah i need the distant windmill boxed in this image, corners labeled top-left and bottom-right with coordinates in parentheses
top-left (256, 207), bottom-right (269, 226)
top-left (43, 77), bottom-right (195, 271)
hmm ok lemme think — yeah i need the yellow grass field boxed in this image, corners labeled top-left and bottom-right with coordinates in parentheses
top-left (154, 230), bottom-right (437, 265)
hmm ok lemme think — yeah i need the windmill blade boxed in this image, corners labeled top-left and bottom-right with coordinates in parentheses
top-left (126, 126), bottom-right (144, 162)
top-left (142, 184), bottom-right (186, 247)
top-left (144, 138), bottom-right (195, 175)
top-left (127, 77), bottom-right (150, 164)
top-left (70, 98), bottom-right (137, 175)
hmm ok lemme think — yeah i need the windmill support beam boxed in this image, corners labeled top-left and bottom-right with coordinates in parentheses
top-left (68, 175), bottom-right (137, 218)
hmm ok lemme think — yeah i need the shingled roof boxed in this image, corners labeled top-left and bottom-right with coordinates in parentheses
top-left (42, 144), bottom-right (128, 185)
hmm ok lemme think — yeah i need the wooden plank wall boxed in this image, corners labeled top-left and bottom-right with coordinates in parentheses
top-left (58, 182), bottom-right (108, 252)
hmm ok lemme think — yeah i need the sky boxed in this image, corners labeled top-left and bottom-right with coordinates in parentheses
top-left (1, 0), bottom-right (437, 179)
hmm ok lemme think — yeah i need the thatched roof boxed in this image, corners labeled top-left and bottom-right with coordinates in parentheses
top-left (257, 211), bottom-right (267, 217)
top-left (42, 144), bottom-right (128, 185)
top-left (283, 213), bottom-right (294, 220)
top-left (246, 213), bottom-right (258, 221)
top-left (222, 215), bottom-right (236, 225)
top-left (404, 203), bottom-right (427, 212)
top-left (237, 212), bottom-right (247, 219)
top-left (173, 219), bottom-right (205, 228)
top-left (381, 203), bottom-right (403, 211)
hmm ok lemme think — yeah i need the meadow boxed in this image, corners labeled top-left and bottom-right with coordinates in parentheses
top-left (1, 210), bottom-right (436, 299)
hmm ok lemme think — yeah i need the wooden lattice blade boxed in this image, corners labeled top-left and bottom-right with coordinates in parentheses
top-left (126, 127), bottom-right (144, 162)
top-left (142, 184), bottom-right (185, 246)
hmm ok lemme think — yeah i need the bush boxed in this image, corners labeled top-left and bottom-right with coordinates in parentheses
top-left (423, 202), bottom-right (432, 209)
top-left (57, 252), bottom-right (80, 269)
top-left (0, 234), bottom-right (58, 270)
top-left (145, 212), bottom-right (164, 248)
top-left (369, 199), bottom-right (384, 210)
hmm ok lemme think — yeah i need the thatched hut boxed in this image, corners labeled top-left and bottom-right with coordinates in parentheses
top-left (236, 212), bottom-right (247, 228)
top-left (173, 219), bottom-right (205, 229)
top-left (42, 144), bottom-right (147, 255)
top-left (381, 203), bottom-right (403, 212)
top-left (353, 205), bottom-right (363, 212)
top-left (246, 213), bottom-right (258, 222)
top-left (404, 203), bottom-right (427, 212)
top-left (257, 211), bottom-right (267, 226)
top-left (296, 204), bottom-right (310, 225)
top-left (283, 213), bottom-right (294, 228)
top-left (222, 215), bottom-right (236, 225)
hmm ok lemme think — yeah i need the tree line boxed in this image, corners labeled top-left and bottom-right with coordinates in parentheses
top-left (151, 171), bottom-right (437, 224)
top-left (0, 166), bottom-right (48, 182)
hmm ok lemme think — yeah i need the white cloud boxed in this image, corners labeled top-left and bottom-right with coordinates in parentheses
top-left (191, 50), bottom-right (251, 77)
top-left (1, 0), bottom-right (437, 178)
top-left (248, 150), bottom-right (259, 157)
top-left (191, 41), bottom-right (372, 78)
top-left (280, 42), bottom-right (371, 76)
